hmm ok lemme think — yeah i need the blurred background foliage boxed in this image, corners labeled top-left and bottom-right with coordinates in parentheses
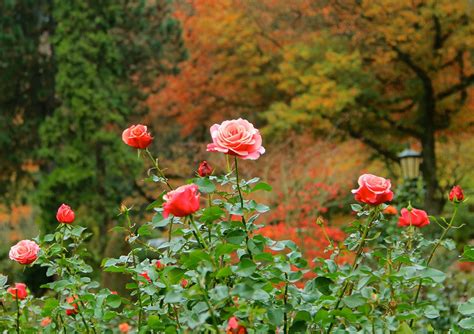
top-left (1, 0), bottom-right (473, 293)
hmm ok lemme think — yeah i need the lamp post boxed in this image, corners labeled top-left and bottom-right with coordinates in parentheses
top-left (398, 149), bottom-right (422, 180)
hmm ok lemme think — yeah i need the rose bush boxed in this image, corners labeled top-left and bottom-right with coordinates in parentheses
top-left (0, 119), bottom-right (472, 333)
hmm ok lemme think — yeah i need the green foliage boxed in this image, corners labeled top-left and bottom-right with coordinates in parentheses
top-left (0, 143), bottom-right (471, 332)
top-left (0, 0), bottom-right (55, 203)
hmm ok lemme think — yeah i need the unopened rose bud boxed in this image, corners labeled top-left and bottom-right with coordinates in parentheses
top-left (181, 279), bottom-right (188, 288)
top-left (198, 161), bottom-right (213, 177)
top-left (155, 260), bottom-right (165, 270)
top-left (449, 185), bottom-right (464, 203)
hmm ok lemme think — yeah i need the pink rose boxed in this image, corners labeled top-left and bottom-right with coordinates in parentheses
top-left (7, 283), bottom-right (28, 300)
top-left (9, 240), bottom-right (40, 265)
top-left (352, 174), bottom-right (394, 205)
top-left (398, 208), bottom-right (430, 228)
top-left (207, 118), bottom-right (265, 160)
top-left (122, 124), bottom-right (153, 149)
top-left (163, 184), bottom-right (200, 218)
top-left (56, 203), bottom-right (75, 224)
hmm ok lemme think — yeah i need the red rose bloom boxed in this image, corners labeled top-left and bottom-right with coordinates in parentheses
top-left (198, 161), bottom-right (213, 177)
top-left (122, 124), bottom-right (153, 149)
top-left (449, 185), bottom-right (464, 203)
top-left (352, 174), bottom-right (394, 205)
top-left (227, 317), bottom-right (247, 334)
top-left (66, 296), bottom-right (79, 316)
top-left (163, 184), bottom-right (200, 218)
top-left (56, 203), bottom-right (75, 224)
top-left (398, 208), bottom-right (430, 228)
top-left (7, 283), bottom-right (28, 300)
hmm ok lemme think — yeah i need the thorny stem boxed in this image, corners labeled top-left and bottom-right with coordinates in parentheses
top-left (167, 217), bottom-right (174, 257)
top-left (409, 204), bottom-right (459, 328)
top-left (234, 156), bottom-right (253, 260)
top-left (283, 273), bottom-right (289, 334)
top-left (15, 294), bottom-right (20, 334)
top-left (124, 209), bottom-right (144, 330)
top-left (145, 148), bottom-right (173, 190)
top-left (326, 207), bottom-right (380, 334)
top-left (199, 279), bottom-right (220, 333)
top-left (189, 216), bottom-right (208, 249)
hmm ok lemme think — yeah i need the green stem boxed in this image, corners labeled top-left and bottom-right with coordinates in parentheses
top-left (15, 294), bottom-right (20, 334)
top-left (125, 209), bottom-right (143, 330)
top-left (234, 156), bottom-right (253, 260)
top-left (167, 217), bottom-right (174, 257)
top-left (326, 207), bottom-right (379, 334)
top-left (409, 205), bottom-right (459, 328)
top-left (145, 148), bottom-right (173, 190)
top-left (283, 273), bottom-right (289, 334)
top-left (189, 216), bottom-right (208, 249)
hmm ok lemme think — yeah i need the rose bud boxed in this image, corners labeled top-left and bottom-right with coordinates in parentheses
top-left (397, 208), bottom-right (430, 228)
top-left (163, 184), bottom-right (200, 218)
top-left (207, 118), bottom-right (265, 160)
top-left (449, 185), bottom-right (464, 203)
top-left (226, 316), bottom-right (247, 334)
top-left (352, 174), bottom-right (394, 206)
top-left (139, 271), bottom-right (151, 283)
top-left (119, 323), bottom-right (131, 333)
top-left (56, 203), bottom-right (75, 224)
top-left (66, 296), bottom-right (79, 316)
top-left (110, 290), bottom-right (118, 295)
top-left (40, 317), bottom-right (52, 327)
top-left (122, 124), bottom-right (153, 149)
top-left (155, 260), bottom-right (165, 270)
top-left (9, 240), bottom-right (40, 265)
top-left (7, 283), bottom-right (28, 300)
top-left (198, 160), bottom-right (213, 177)
top-left (181, 279), bottom-right (188, 288)
top-left (383, 205), bottom-right (398, 215)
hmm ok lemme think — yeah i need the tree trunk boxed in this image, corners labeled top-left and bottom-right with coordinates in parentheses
top-left (421, 131), bottom-right (444, 215)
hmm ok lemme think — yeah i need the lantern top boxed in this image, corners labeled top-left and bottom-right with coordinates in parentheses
top-left (398, 148), bottom-right (421, 159)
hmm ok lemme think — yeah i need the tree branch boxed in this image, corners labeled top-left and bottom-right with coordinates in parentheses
top-left (437, 73), bottom-right (474, 100)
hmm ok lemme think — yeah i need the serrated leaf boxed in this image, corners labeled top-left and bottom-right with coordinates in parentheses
top-left (459, 317), bottom-right (474, 330)
top-left (251, 182), bottom-right (272, 192)
top-left (194, 178), bottom-right (216, 193)
top-left (459, 298), bottom-right (474, 316)
top-left (235, 259), bottom-right (256, 277)
top-left (343, 295), bottom-right (366, 308)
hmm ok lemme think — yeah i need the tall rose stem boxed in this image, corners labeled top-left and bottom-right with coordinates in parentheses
top-left (15, 294), bottom-right (20, 334)
top-left (409, 204), bottom-right (459, 328)
top-left (189, 216), bottom-right (208, 249)
top-left (124, 209), bottom-right (143, 330)
top-left (234, 156), bottom-right (253, 260)
top-left (145, 148), bottom-right (173, 190)
top-left (326, 207), bottom-right (379, 334)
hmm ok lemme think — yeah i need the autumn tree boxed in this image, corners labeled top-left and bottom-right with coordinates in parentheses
top-left (264, 0), bottom-right (474, 213)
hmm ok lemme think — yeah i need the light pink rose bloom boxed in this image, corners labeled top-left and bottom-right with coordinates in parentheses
top-left (206, 118), bottom-right (265, 160)
top-left (9, 240), bottom-right (40, 265)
